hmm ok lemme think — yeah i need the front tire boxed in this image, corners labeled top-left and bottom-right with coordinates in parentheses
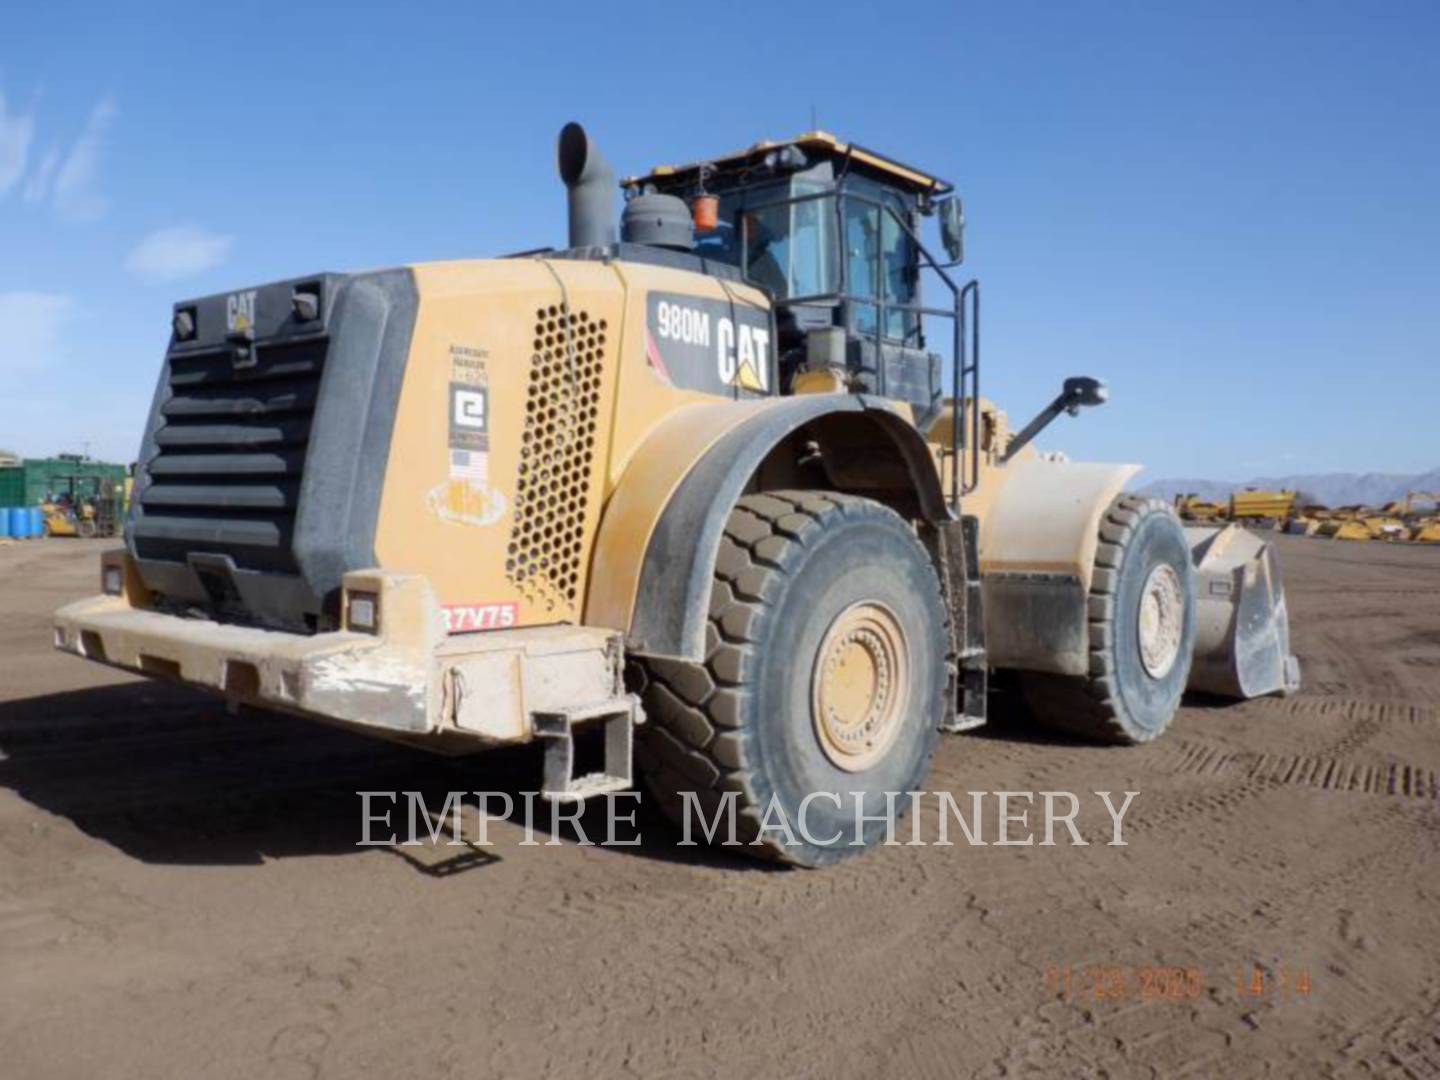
top-left (637, 491), bottom-right (948, 867)
top-left (1022, 495), bottom-right (1195, 744)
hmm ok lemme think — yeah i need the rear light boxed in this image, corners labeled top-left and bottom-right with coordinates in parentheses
top-left (347, 591), bottom-right (379, 633)
top-left (100, 549), bottom-right (131, 598)
top-left (172, 307), bottom-right (196, 341)
top-left (102, 563), bottom-right (123, 596)
top-left (292, 288), bottom-right (320, 322)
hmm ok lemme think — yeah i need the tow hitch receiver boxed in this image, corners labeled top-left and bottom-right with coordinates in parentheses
top-left (534, 697), bottom-right (642, 801)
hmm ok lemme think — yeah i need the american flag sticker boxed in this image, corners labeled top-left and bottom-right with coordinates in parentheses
top-left (450, 448), bottom-right (489, 485)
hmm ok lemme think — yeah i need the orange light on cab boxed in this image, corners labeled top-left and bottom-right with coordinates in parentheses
top-left (692, 194), bottom-right (719, 232)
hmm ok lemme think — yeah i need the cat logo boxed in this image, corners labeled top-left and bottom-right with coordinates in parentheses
top-left (715, 317), bottom-right (770, 392)
top-left (647, 292), bottom-right (773, 398)
top-left (226, 290), bottom-right (257, 335)
top-left (734, 362), bottom-right (766, 392)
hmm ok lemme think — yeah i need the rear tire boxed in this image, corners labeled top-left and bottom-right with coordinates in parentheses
top-left (1022, 495), bottom-right (1195, 744)
top-left (636, 491), bottom-right (947, 867)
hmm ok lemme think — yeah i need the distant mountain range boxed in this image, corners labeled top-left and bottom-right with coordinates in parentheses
top-left (1135, 467), bottom-right (1440, 509)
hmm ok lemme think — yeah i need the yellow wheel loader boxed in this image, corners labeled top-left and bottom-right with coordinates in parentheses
top-left (54, 124), bottom-right (1299, 865)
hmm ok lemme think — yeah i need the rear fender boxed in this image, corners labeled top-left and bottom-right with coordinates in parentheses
top-left (585, 395), bottom-right (950, 661)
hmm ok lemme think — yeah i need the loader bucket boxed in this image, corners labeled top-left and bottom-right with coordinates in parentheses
top-left (1183, 525), bottom-right (1301, 699)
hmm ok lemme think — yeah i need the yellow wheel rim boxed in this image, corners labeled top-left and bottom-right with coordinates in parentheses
top-left (1137, 563), bottom-right (1185, 678)
top-left (811, 601), bottom-right (910, 772)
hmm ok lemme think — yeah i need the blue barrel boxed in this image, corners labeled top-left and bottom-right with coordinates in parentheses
top-left (0, 509), bottom-right (9, 539)
top-left (27, 507), bottom-right (43, 538)
top-left (8, 507), bottom-right (29, 538)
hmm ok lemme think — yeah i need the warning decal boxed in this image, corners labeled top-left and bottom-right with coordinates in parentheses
top-left (427, 345), bottom-right (507, 527)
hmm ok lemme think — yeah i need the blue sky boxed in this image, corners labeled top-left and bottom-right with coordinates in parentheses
top-left (2, 0), bottom-right (1436, 480)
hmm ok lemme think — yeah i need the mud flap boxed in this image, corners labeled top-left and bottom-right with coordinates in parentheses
top-left (1184, 525), bottom-right (1301, 699)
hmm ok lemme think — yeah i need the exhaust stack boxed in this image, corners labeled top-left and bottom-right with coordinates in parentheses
top-left (557, 122), bottom-right (616, 249)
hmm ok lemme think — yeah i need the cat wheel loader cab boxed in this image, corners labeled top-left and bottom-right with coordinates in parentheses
top-left (54, 122), bottom-right (1299, 866)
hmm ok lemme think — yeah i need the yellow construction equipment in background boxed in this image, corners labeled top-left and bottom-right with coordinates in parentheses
top-left (1362, 514), bottom-right (1409, 541)
top-left (1316, 518), bottom-right (1372, 541)
top-left (1401, 490), bottom-right (1440, 515)
top-left (39, 474), bottom-right (123, 539)
top-left (42, 500), bottom-right (101, 538)
top-left (1229, 489), bottom-right (1295, 527)
top-left (1174, 493), bottom-right (1226, 522)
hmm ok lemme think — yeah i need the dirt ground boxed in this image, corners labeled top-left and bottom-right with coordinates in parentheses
top-left (1, 535), bottom-right (1437, 1079)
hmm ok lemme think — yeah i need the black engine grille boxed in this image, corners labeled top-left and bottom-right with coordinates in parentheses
top-left (127, 270), bottom-right (418, 632)
top-left (133, 337), bottom-right (328, 574)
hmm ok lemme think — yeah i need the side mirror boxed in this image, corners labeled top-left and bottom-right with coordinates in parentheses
top-left (939, 197), bottom-right (965, 263)
top-left (1061, 376), bottom-right (1108, 412)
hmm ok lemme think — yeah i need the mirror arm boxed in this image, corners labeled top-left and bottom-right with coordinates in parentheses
top-left (1003, 380), bottom-right (1106, 463)
top-left (1003, 397), bottom-right (1069, 464)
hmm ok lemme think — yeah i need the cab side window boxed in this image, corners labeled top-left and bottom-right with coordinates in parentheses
top-left (844, 193), bottom-right (919, 344)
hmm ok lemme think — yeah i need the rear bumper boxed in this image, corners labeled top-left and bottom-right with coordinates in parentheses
top-left (54, 594), bottom-right (435, 734)
top-left (54, 568), bottom-right (633, 750)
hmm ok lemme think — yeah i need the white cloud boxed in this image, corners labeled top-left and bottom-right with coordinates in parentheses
top-left (124, 226), bottom-right (234, 283)
top-left (52, 95), bottom-right (116, 222)
top-left (0, 291), bottom-right (76, 374)
top-left (0, 91), bottom-right (34, 199)
top-left (23, 145), bottom-right (59, 203)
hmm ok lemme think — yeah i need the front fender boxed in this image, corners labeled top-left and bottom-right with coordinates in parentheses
top-left (979, 456), bottom-right (1140, 675)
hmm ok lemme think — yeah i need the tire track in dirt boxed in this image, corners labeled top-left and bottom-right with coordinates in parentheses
top-left (1310, 820), bottom-right (1440, 1076)
top-left (1125, 796), bottom-right (1428, 1075)
top-left (479, 826), bottom-right (965, 1065)
top-left (1243, 696), bottom-right (1440, 726)
top-left (1326, 977), bottom-right (1440, 1078)
top-left (1163, 742), bottom-right (1437, 800)
top-left (811, 766), bottom-right (1412, 1075)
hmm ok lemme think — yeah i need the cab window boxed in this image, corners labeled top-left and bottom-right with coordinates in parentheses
top-left (844, 192), bottom-right (919, 344)
top-left (742, 179), bottom-right (836, 299)
top-left (692, 180), bottom-right (837, 300)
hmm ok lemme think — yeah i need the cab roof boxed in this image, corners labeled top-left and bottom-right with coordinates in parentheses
top-left (622, 131), bottom-right (953, 197)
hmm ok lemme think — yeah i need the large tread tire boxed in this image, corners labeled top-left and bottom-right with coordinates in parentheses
top-left (636, 490), bottom-right (947, 867)
top-left (1022, 495), bottom-right (1195, 744)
